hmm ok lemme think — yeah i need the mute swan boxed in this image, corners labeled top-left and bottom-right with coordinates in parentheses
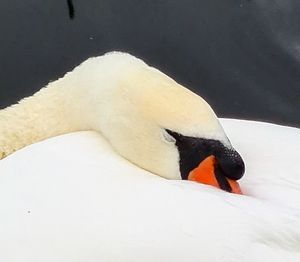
top-left (0, 52), bottom-right (244, 193)
top-left (0, 52), bottom-right (299, 261)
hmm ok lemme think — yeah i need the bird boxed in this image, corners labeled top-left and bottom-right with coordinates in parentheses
top-left (0, 51), bottom-right (244, 193)
top-left (0, 52), bottom-right (299, 261)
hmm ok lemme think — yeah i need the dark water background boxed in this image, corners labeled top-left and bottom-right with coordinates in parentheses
top-left (0, 0), bottom-right (299, 127)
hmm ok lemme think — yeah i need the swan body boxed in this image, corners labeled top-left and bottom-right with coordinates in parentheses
top-left (0, 52), bottom-right (299, 260)
top-left (0, 119), bottom-right (299, 261)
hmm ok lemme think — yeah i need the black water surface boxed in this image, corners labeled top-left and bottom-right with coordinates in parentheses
top-left (0, 0), bottom-right (299, 127)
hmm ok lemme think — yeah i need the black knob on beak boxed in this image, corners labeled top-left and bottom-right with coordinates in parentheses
top-left (216, 148), bottom-right (245, 180)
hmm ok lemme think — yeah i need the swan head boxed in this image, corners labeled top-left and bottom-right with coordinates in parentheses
top-left (99, 54), bottom-right (245, 193)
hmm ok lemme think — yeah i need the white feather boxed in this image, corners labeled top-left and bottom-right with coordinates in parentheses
top-left (0, 119), bottom-right (299, 261)
top-left (0, 52), bottom-right (299, 261)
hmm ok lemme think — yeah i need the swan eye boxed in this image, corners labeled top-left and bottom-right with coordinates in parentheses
top-left (165, 129), bottom-right (183, 141)
top-left (162, 129), bottom-right (176, 143)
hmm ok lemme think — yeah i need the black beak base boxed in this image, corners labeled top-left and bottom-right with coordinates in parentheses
top-left (166, 129), bottom-right (245, 183)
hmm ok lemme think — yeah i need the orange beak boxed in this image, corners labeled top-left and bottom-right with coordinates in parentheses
top-left (188, 155), bottom-right (243, 194)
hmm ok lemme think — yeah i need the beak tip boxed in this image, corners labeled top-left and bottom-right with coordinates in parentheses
top-left (188, 155), bottom-right (243, 195)
top-left (228, 180), bottom-right (243, 195)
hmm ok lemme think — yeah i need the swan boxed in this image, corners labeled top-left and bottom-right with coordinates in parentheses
top-left (0, 52), bottom-right (299, 261)
top-left (0, 51), bottom-right (244, 193)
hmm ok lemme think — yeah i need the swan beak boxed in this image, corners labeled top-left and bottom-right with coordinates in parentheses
top-left (188, 155), bottom-right (243, 194)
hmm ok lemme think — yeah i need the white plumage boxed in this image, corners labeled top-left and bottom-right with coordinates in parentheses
top-left (0, 120), bottom-right (299, 261)
top-left (0, 52), bottom-right (299, 261)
